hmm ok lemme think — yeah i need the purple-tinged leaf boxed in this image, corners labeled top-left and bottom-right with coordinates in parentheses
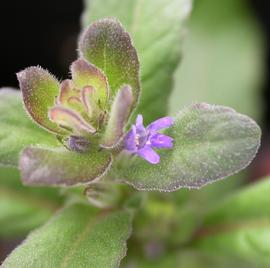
top-left (81, 85), bottom-right (96, 116)
top-left (67, 136), bottom-right (91, 153)
top-left (71, 58), bottom-right (109, 111)
top-left (19, 146), bottom-right (112, 186)
top-left (57, 80), bottom-right (76, 104)
top-left (48, 106), bottom-right (96, 135)
top-left (82, 0), bottom-right (192, 124)
top-left (101, 85), bottom-right (133, 148)
top-left (79, 18), bottom-right (140, 112)
top-left (17, 67), bottom-right (66, 135)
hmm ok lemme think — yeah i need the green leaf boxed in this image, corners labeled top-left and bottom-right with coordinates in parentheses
top-left (17, 66), bottom-right (66, 134)
top-left (0, 167), bottom-right (63, 238)
top-left (20, 146), bottom-right (112, 186)
top-left (79, 18), bottom-right (140, 115)
top-left (116, 103), bottom-right (261, 191)
top-left (82, 0), bottom-right (192, 124)
top-left (0, 88), bottom-right (58, 167)
top-left (169, 0), bottom-right (264, 120)
top-left (194, 178), bottom-right (270, 265)
top-left (71, 58), bottom-right (109, 111)
top-left (3, 203), bottom-right (133, 268)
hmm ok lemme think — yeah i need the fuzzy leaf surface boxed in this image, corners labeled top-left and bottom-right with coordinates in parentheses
top-left (3, 203), bottom-right (133, 268)
top-left (20, 146), bottom-right (112, 186)
top-left (118, 103), bottom-right (261, 191)
top-left (82, 0), bottom-right (192, 124)
top-left (17, 67), bottom-right (65, 134)
top-left (79, 18), bottom-right (140, 116)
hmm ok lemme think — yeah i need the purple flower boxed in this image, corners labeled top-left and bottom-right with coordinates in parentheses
top-left (124, 114), bottom-right (174, 164)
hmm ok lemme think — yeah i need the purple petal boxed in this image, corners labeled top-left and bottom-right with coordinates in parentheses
top-left (137, 146), bottom-right (160, 164)
top-left (135, 114), bottom-right (145, 133)
top-left (147, 117), bottom-right (174, 132)
top-left (149, 133), bottom-right (174, 149)
top-left (125, 125), bottom-right (137, 152)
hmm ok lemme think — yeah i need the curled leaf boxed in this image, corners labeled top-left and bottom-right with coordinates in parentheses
top-left (82, 0), bottom-right (192, 124)
top-left (17, 67), bottom-right (65, 134)
top-left (57, 80), bottom-right (78, 105)
top-left (79, 18), bottom-right (140, 113)
top-left (71, 58), bottom-right (109, 110)
top-left (102, 85), bottom-right (133, 148)
top-left (48, 106), bottom-right (96, 135)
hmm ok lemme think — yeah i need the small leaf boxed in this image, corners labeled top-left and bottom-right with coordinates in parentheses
top-left (48, 105), bottom-right (96, 135)
top-left (2, 203), bottom-right (133, 268)
top-left (17, 66), bottom-right (66, 134)
top-left (82, 0), bottom-right (192, 124)
top-left (117, 103), bottom-right (261, 191)
top-left (57, 79), bottom-right (79, 105)
top-left (0, 167), bottom-right (63, 238)
top-left (0, 88), bottom-right (58, 167)
top-left (71, 58), bottom-right (109, 110)
top-left (79, 18), bottom-right (140, 113)
top-left (102, 85), bottom-right (133, 148)
top-left (19, 146), bottom-right (112, 186)
top-left (195, 178), bottom-right (270, 265)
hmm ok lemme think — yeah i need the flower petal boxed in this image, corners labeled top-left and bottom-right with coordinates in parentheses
top-left (48, 105), bottom-right (96, 135)
top-left (147, 117), bottom-right (174, 132)
top-left (137, 146), bottom-right (160, 164)
top-left (124, 125), bottom-right (137, 152)
top-left (135, 114), bottom-right (146, 134)
top-left (149, 133), bottom-right (174, 149)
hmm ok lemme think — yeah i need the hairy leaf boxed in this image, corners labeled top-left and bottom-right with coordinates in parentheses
top-left (17, 67), bottom-right (66, 134)
top-left (195, 178), bottom-right (270, 265)
top-left (3, 203), bottom-right (133, 268)
top-left (79, 18), bottom-right (140, 115)
top-left (0, 88), bottom-right (58, 167)
top-left (102, 85), bottom-right (133, 148)
top-left (71, 58), bottom-right (109, 110)
top-left (0, 167), bottom-right (63, 238)
top-left (117, 103), bottom-right (261, 191)
top-left (20, 146), bottom-right (112, 186)
top-left (82, 0), bottom-right (192, 124)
